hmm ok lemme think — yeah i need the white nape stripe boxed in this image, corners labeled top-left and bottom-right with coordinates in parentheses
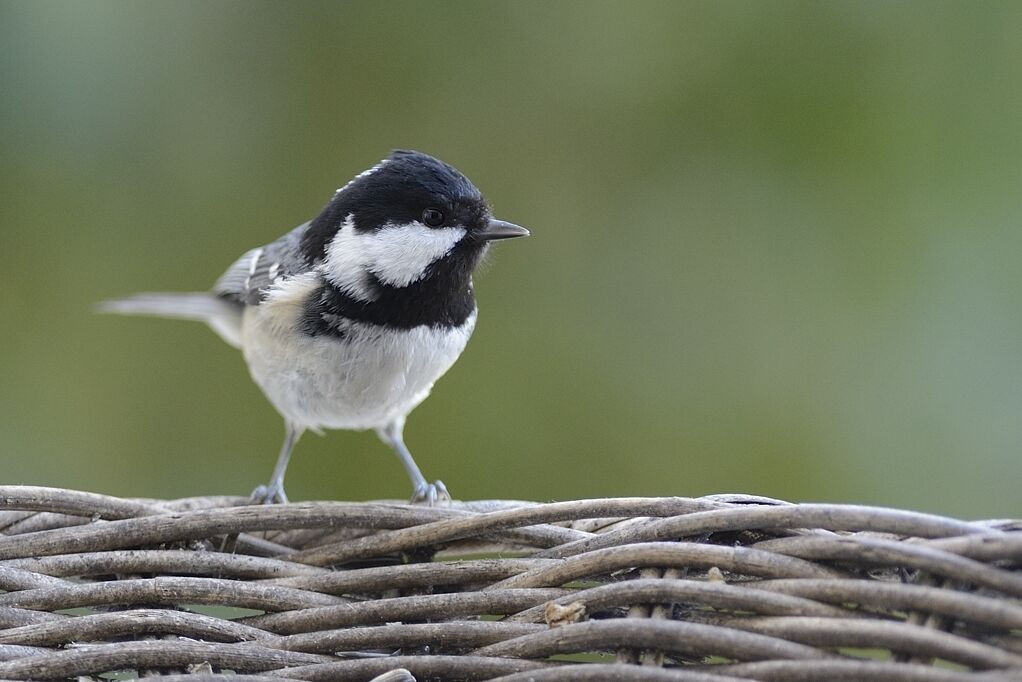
top-left (321, 215), bottom-right (466, 299)
top-left (333, 158), bottom-right (389, 196)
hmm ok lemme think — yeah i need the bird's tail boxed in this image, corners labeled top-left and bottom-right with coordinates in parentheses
top-left (97, 292), bottom-right (243, 348)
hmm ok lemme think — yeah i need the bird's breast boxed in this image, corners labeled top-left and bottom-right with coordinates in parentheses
top-left (239, 274), bottom-right (476, 431)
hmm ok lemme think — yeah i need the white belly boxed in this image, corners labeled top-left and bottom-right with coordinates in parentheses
top-left (239, 274), bottom-right (475, 431)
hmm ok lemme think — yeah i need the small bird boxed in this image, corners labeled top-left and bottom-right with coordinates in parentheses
top-left (100, 150), bottom-right (529, 504)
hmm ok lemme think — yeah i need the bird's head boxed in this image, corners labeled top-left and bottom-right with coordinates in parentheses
top-left (301, 150), bottom-right (528, 301)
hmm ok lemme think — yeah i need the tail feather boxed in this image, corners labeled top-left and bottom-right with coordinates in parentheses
top-left (98, 292), bottom-right (243, 348)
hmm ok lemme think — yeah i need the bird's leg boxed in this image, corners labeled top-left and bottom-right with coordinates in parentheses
top-left (251, 421), bottom-right (303, 504)
top-left (376, 418), bottom-right (449, 505)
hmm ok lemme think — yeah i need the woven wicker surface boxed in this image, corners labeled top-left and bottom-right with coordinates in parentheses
top-left (0, 486), bottom-right (1018, 681)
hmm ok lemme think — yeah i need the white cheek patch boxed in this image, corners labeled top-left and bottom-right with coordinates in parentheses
top-left (366, 221), bottom-right (467, 287)
top-left (321, 215), bottom-right (466, 299)
top-left (322, 216), bottom-right (370, 298)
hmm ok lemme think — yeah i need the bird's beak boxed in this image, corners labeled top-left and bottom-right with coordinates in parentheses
top-left (480, 218), bottom-right (530, 241)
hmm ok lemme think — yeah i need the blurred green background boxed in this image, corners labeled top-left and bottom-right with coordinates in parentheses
top-left (1, 1), bottom-right (1020, 518)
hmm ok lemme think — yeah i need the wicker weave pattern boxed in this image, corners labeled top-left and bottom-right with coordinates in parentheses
top-left (0, 486), bottom-right (1018, 681)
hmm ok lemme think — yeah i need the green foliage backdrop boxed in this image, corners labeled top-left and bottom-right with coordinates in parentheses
top-left (2, 1), bottom-right (1020, 517)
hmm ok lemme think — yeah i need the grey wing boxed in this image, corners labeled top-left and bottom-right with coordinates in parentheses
top-left (213, 222), bottom-right (311, 306)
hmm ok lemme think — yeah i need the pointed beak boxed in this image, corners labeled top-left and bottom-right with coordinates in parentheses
top-left (479, 218), bottom-right (530, 241)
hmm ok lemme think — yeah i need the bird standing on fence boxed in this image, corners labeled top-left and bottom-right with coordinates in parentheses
top-left (100, 150), bottom-right (529, 505)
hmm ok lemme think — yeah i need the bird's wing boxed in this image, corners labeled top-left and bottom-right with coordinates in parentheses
top-left (213, 222), bottom-right (311, 306)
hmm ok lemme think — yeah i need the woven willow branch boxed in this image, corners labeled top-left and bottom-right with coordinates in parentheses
top-left (0, 485), bottom-right (1016, 681)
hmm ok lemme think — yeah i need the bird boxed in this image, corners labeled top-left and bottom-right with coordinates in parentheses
top-left (99, 150), bottom-right (529, 505)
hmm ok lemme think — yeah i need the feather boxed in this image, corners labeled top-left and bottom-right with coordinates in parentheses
top-left (97, 293), bottom-right (243, 348)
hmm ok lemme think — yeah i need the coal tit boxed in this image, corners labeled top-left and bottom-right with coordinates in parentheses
top-left (100, 150), bottom-right (529, 504)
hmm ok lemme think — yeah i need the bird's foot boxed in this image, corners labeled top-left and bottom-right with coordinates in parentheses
top-left (250, 481), bottom-right (289, 505)
top-left (410, 480), bottom-right (450, 506)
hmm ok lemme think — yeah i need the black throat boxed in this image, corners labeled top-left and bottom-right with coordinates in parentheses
top-left (301, 242), bottom-right (484, 336)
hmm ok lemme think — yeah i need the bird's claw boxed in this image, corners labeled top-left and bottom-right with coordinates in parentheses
top-left (410, 480), bottom-right (450, 506)
top-left (250, 482), bottom-right (289, 505)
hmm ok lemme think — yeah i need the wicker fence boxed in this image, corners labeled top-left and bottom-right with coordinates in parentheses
top-left (0, 486), bottom-right (1018, 681)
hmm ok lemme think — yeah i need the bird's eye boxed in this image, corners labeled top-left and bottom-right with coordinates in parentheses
top-left (421, 208), bottom-right (445, 227)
